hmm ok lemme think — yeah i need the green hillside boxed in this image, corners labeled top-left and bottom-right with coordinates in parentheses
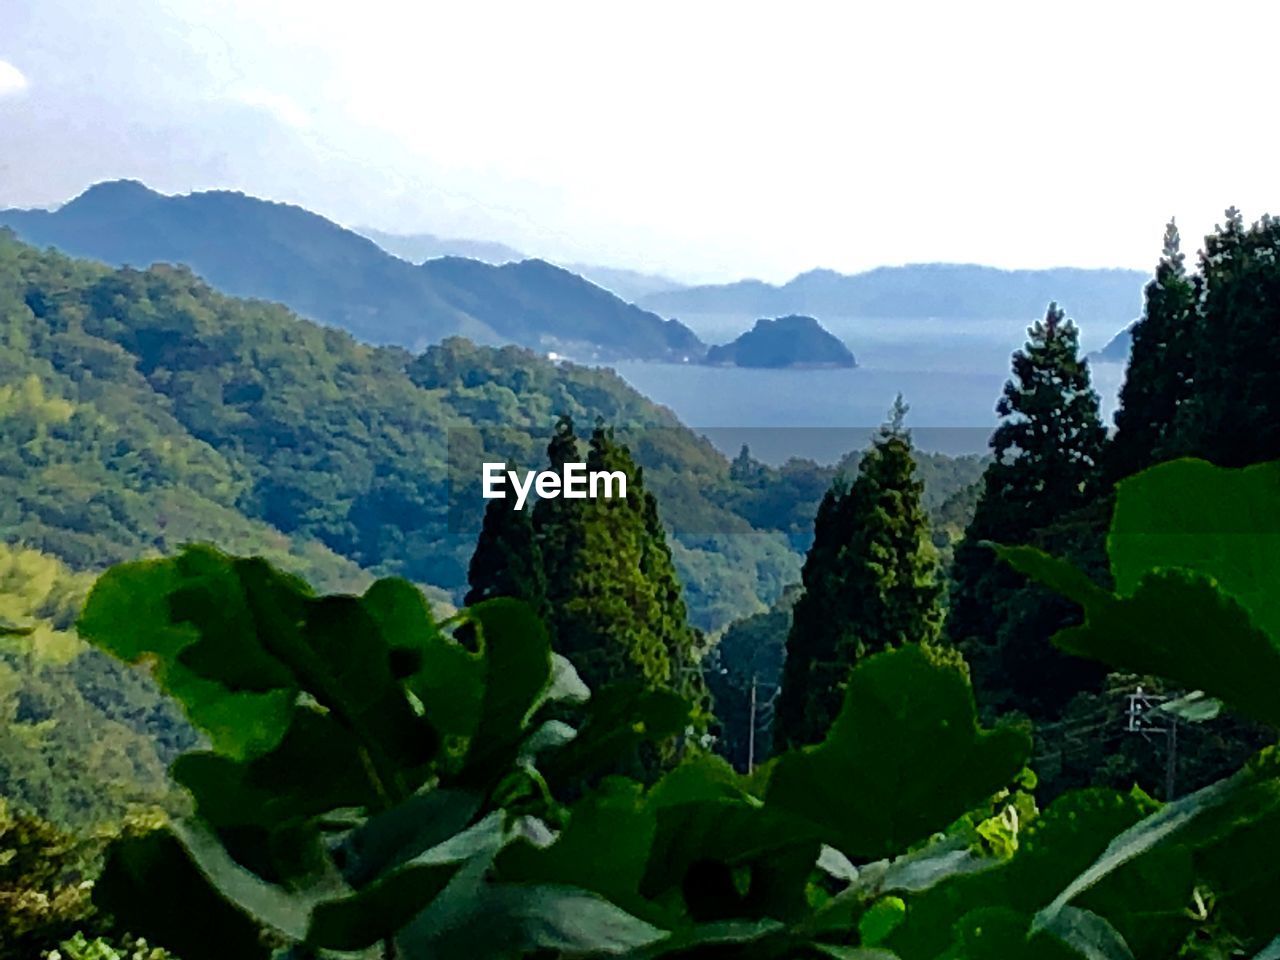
top-left (0, 230), bottom-right (985, 834)
top-left (0, 230), bottom-right (801, 631)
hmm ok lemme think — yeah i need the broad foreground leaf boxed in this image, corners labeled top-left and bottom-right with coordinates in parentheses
top-left (765, 645), bottom-right (1031, 860)
top-left (995, 547), bottom-right (1280, 729)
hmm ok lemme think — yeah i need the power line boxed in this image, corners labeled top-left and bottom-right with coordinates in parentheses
top-left (1124, 685), bottom-right (1179, 800)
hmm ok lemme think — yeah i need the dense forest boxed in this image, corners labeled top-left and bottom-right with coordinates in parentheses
top-left (3, 210), bottom-right (1280, 958)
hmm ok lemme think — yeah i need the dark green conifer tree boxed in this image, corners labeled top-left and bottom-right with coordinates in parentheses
top-left (1108, 219), bottom-right (1199, 481)
top-left (464, 472), bottom-right (548, 616)
top-left (774, 396), bottom-right (942, 750)
top-left (1172, 208), bottom-right (1280, 466)
top-left (534, 414), bottom-right (587, 599)
top-left (634, 439), bottom-right (709, 716)
top-left (948, 304), bottom-right (1108, 718)
top-left (534, 419), bottom-right (701, 701)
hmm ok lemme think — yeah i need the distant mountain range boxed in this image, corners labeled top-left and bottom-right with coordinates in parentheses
top-left (357, 227), bottom-right (526, 266)
top-left (0, 181), bottom-right (702, 362)
top-left (705, 315), bottom-right (856, 368)
top-left (1, 181), bottom-right (1153, 370)
top-left (639, 263), bottom-right (1149, 330)
top-left (357, 227), bottom-right (689, 303)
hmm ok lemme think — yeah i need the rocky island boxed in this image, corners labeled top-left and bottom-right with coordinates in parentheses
top-left (703, 314), bottom-right (857, 368)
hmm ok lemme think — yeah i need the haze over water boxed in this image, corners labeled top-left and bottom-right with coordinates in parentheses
top-left (612, 313), bottom-right (1127, 464)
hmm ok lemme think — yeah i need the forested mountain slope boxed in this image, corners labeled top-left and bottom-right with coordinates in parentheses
top-left (0, 231), bottom-right (797, 632)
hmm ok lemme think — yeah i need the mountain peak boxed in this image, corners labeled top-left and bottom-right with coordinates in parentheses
top-left (0, 181), bottom-right (704, 361)
top-left (63, 179), bottom-right (163, 213)
top-left (758, 314), bottom-right (824, 330)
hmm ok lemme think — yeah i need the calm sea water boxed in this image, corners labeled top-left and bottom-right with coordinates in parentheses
top-left (608, 313), bottom-right (1127, 464)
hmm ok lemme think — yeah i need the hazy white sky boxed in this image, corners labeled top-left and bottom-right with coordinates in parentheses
top-left (1, 0), bottom-right (1277, 282)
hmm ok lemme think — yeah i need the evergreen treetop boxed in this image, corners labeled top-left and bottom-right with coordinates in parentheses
top-left (526, 419), bottom-right (702, 711)
top-left (1174, 208), bottom-right (1280, 466)
top-left (464, 471), bottom-right (548, 616)
top-left (947, 304), bottom-right (1109, 719)
top-left (775, 396), bottom-right (941, 750)
top-left (983, 303), bottom-right (1107, 540)
top-left (1108, 219), bottom-right (1198, 481)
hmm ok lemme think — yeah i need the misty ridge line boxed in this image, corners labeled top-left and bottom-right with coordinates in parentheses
top-left (0, 180), bottom-right (1149, 363)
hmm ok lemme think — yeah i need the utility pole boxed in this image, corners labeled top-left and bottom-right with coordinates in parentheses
top-left (747, 674), bottom-right (757, 774)
top-left (1126, 685), bottom-right (1178, 801)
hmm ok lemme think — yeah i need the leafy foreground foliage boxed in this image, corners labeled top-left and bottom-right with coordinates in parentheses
top-left (0, 796), bottom-right (97, 957)
top-left (46, 931), bottom-right (173, 960)
top-left (74, 458), bottom-right (1280, 959)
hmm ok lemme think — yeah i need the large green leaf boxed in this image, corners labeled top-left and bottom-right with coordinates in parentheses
top-left (1162, 750), bottom-right (1280, 948)
top-left (158, 662), bottom-right (295, 761)
top-left (888, 789), bottom-right (1193, 960)
top-left (455, 598), bottom-right (555, 788)
top-left (361, 576), bottom-right (445, 678)
top-left (291, 593), bottom-right (437, 776)
top-left (1033, 777), bottom-right (1240, 936)
top-left (363, 576), bottom-right (486, 743)
top-left (641, 801), bottom-right (820, 924)
top-left (78, 554), bottom-right (200, 663)
top-left (94, 820), bottom-right (325, 960)
top-left (339, 787), bottom-right (484, 886)
top-left (996, 547), bottom-right (1280, 729)
top-left (168, 548), bottom-right (305, 690)
top-left (397, 855), bottom-right (667, 959)
top-left (94, 828), bottom-right (274, 960)
top-left (1109, 458), bottom-right (1280, 639)
top-left (306, 861), bottom-right (461, 951)
top-left (311, 806), bottom-right (521, 951)
top-left (81, 546), bottom-right (440, 794)
top-left (538, 681), bottom-right (690, 788)
top-left (171, 709), bottom-right (384, 830)
top-left (765, 645), bottom-right (1031, 860)
top-left (1038, 906), bottom-right (1135, 960)
top-left (994, 459), bottom-right (1280, 730)
top-left (496, 779), bottom-right (660, 922)
top-left (78, 552), bottom-right (297, 760)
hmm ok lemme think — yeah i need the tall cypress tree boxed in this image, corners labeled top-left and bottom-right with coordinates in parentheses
top-left (773, 480), bottom-right (850, 750)
top-left (534, 414), bottom-right (588, 599)
top-left (1108, 219), bottom-right (1199, 481)
top-left (534, 419), bottom-right (701, 699)
top-left (634, 442), bottom-right (708, 715)
top-left (774, 396), bottom-right (942, 750)
top-left (948, 304), bottom-right (1108, 718)
top-left (464, 471), bottom-right (548, 616)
